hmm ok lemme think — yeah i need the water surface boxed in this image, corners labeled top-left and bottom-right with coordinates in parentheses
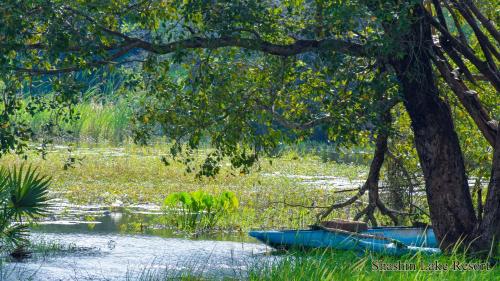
top-left (3, 206), bottom-right (271, 280)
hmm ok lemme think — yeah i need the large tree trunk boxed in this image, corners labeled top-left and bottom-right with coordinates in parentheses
top-left (390, 6), bottom-right (478, 251)
top-left (470, 129), bottom-right (500, 258)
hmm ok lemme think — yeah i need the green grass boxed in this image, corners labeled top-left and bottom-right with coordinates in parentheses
top-left (248, 250), bottom-right (498, 281)
top-left (117, 249), bottom-right (497, 280)
top-left (29, 101), bottom-right (132, 144)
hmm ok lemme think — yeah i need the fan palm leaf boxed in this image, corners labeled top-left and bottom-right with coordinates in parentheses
top-left (0, 165), bottom-right (51, 251)
top-left (0, 223), bottom-right (29, 248)
top-left (7, 164), bottom-right (52, 220)
top-left (0, 167), bottom-right (9, 203)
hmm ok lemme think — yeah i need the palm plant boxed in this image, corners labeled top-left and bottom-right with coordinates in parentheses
top-left (0, 165), bottom-right (51, 250)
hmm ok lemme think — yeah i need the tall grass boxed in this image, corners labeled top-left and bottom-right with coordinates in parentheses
top-left (110, 248), bottom-right (498, 280)
top-left (29, 101), bottom-right (132, 144)
top-left (73, 102), bottom-right (131, 143)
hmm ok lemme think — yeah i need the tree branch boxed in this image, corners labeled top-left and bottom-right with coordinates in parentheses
top-left (449, 1), bottom-right (500, 68)
top-left (139, 36), bottom-right (371, 57)
top-left (316, 111), bottom-right (389, 221)
top-left (12, 4), bottom-right (373, 76)
top-left (431, 47), bottom-right (498, 147)
top-left (439, 40), bottom-right (477, 84)
top-left (14, 35), bottom-right (372, 75)
top-left (464, 0), bottom-right (500, 44)
top-left (425, 11), bottom-right (500, 91)
top-left (13, 41), bottom-right (142, 74)
top-left (71, 3), bottom-right (367, 57)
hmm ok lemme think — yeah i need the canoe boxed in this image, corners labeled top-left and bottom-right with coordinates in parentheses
top-left (249, 227), bottom-right (441, 256)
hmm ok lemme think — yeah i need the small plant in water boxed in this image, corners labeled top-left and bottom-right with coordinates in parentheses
top-left (163, 190), bottom-right (239, 231)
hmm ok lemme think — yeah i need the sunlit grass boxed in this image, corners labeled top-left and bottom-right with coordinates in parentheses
top-left (29, 101), bottom-right (132, 144)
top-left (248, 249), bottom-right (498, 281)
top-left (114, 248), bottom-right (498, 280)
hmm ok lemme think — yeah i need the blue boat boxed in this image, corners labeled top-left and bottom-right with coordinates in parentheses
top-left (249, 226), bottom-right (441, 256)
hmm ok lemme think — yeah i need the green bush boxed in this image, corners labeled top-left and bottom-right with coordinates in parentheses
top-left (163, 190), bottom-right (239, 231)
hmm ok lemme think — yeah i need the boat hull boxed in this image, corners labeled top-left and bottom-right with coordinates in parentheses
top-left (249, 227), bottom-right (441, 256)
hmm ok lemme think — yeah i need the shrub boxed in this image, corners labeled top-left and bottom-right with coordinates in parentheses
top-left (163, 190), bottom-right (239, 231)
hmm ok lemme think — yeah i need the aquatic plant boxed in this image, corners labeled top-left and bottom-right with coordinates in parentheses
top-left (163, 190), bottom-right (239, 231)
top-left (0, 165), bottom-right (51, 250)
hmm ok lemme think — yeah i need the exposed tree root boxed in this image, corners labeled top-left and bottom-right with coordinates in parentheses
top-left (386, 149), bottom-right (419, 214)
top-left (317, 110), bottom-right (408, 226)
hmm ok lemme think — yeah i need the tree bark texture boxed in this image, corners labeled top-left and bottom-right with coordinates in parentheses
top-left (391, 6), bottom-right (478, 251)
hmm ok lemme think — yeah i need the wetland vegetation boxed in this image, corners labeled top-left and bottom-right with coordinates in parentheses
top-left (0, 143), bottom-right (371, 232)
top-left (0, 143), bottom-right (497, 280)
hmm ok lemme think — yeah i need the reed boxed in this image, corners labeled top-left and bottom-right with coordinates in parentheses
top-left (29, 101), bottom-right (132, 144)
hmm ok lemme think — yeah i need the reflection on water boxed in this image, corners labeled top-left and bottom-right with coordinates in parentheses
top-left (37, 198), bottom-right (252, 241)
top-left (2, 207), bottom-right (272, 280)
top-left (34, 210), bottom-right (252, 242)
